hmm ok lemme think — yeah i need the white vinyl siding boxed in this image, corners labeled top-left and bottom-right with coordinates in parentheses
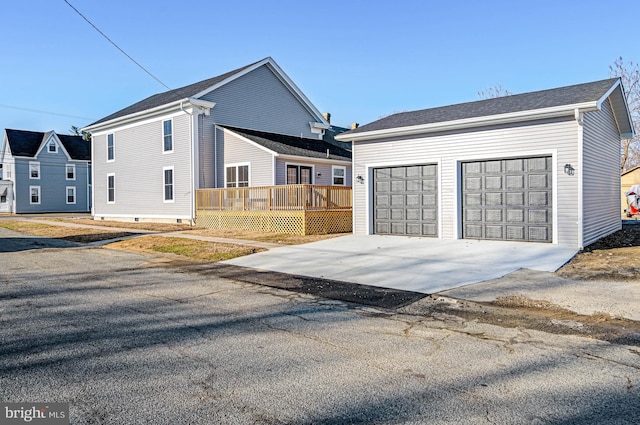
top-left (582, 100), bottom-right (622, 246)
top-left (221, 129), bottom-right (274, 187)
top-left (92, 113), bottom-right (192, 219)
top-left (352, 118), bottom-right (580, 246)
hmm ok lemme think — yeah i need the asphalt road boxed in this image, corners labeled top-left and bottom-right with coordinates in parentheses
top-left (1, 228), bottom-right (639, 424)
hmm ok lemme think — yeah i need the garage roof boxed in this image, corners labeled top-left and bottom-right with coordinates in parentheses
top-left (337, 78), bottom-right (634, 141)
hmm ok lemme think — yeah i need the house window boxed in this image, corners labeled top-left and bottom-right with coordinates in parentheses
top-left (0, 195), bottom-right (6, 203)
top-left (30, 186), bottom-right (40, 204)
top-left (332, 166), bottom-right (346, 186)
top-left (163, 167), bottom-right (174, 202)
top-left (66, 187), bottom-right (76, 204)
top-left (48, 140), bottom-right (57, 153)
top-left (66, 164), bottom-right (76, 180)
top-left (286, 165), bottom-right (312, 184)
top-left (29, 162), bottom-right (40, 179)
top-left (163, 120), bottom-right (173, 152)
top-left (107, 134), bottom-right (115, 161)
top-left (107, 174), bottom-right (115, 203)
top-left (225, 165), bottom-right (249, 187)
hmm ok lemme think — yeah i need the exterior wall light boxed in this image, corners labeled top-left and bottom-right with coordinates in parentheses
top-left (564, 164), bottom-right (575, 175)
top-left (356, 175), bottom-right (365, 184)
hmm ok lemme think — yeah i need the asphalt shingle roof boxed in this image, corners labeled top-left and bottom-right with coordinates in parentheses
top-left (347, 78), bottom-right (620, 135)
top-left (222, 126), bottom-right (351, 161)
top-left (5, 129), bottom-right (90, 160)
top-left (88, 60), bottom-right (263, 127)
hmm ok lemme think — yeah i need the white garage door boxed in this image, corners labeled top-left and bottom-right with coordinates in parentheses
top-left (373, 164), bottom-right (438, 237)
top-left (462, 157), bottom-right (552, 243)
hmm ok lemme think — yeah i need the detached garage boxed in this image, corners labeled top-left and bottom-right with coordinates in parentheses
top-left (337, 78), bottom-right (634, 248)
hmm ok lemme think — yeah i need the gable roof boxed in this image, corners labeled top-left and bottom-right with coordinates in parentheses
top-left (337, 78), bottom-right (634, 141)
top-left (4, 129), bottom-right (90, 160)
top-left (86, 57), bottom-right (329, 130)
top-left (222, 126), bottom-right (351, 161)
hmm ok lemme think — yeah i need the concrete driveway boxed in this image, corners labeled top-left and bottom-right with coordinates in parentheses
top-left (224, 235), bottom-right (578, 294)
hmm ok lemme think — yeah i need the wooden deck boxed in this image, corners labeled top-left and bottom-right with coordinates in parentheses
top-left (195, 185), bottom-right (352, 235)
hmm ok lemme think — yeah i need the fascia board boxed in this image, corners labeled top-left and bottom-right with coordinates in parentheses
top-left (83, 99), bottom-right (189, 133)
top-left (337, 102), bottom-right (599, 142)
top-left (600, 79), bottom-right (635, 136)
top-left (277, 154), bottom-right (352, 165)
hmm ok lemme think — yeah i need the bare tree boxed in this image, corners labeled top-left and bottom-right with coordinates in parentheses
top-left (609, 57), bottom-right (640, 171)
top-left (478, 84), bottom-right (513, 100)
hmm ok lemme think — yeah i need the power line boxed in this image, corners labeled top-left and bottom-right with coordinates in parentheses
top-left (63, 0), bottom-right (171, 91)
top-left (0, 104), bottom-right (95, 121)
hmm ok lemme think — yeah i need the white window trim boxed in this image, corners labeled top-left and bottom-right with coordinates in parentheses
top-left (162, 119), bottom-right (173, 154)
top-left (66, 164), bottom-right (76, 181)
top-left (285, 162), bottom-right (314, 184)
top-left (107, 173), bottom-right (115, 204)
top-left (332, 165), bottom-right (347, 186)
top-left (48, 139), bottom-right (58, 153)
top-left (163, 166), bottom-right (175, 203)
top-left (107, 133), bottom-right (115, 162)
top-left (29, 161), bottom-right (40, 180)
top-left (29, 185), bottom-right (40, 205)
top-left (66, 186), bottom-right (76, 205)
top-left (224, 163), bottom-right (250, 188)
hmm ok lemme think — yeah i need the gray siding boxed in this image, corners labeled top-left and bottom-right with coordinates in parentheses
top-left (199, 64), bottom-right (319, 139)
top-left (93, 113), bottom-right (193, 220)
top-left (582, 100), bottom-right (622, 246)
top-left (14, 149), bottom-right (90, 213)
top-left (353, 118), bottom-right (581, 246)
top-left (275, 158), bottom-right (352, 186)
top-left (223, 130), bottom-right (275, 187)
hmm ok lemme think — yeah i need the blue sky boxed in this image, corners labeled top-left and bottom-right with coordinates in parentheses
top-left (1, 0), bottom-right (638, 133)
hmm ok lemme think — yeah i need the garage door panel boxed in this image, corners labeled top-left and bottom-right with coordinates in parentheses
top-left (374, 164), bottom-right (438, 237)
top-left (462, 156), bottom-right (552, 243)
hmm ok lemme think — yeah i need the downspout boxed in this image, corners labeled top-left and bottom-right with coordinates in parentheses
top-left (575, 108), bottom-right (584, 248)
top-left (181, 102), bottom-right (195, 225)
top-left (214, 125), bottom-right (218, 188)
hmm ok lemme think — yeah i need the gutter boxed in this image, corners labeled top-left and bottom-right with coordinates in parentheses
top-left (336, 102), bottom-right (600, 142)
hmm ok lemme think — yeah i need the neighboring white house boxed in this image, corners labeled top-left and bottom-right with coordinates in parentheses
top-left (336, 78), bottom-right (634, 248)
top-left (0, 129), bottom-right (91, 214)
top-left (83, 57), bottom-right (351, 224)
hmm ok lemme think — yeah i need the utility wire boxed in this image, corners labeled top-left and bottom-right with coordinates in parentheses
top-left (63, 0), bottom-right (171, 91)
top-left (0, 104), bottom-right (95, 121)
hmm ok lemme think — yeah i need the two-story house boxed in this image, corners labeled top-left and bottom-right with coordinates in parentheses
top-left (0, 129), bottom-right (91, 214)
top-left (83, 57), bottom-right (352, 224)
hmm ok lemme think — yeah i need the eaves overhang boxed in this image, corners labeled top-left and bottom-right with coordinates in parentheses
top-left (336, 102), bottom-right (601, 142)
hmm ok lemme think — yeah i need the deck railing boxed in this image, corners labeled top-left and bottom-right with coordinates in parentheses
top-left (196, 185), bottom-right (352, 212)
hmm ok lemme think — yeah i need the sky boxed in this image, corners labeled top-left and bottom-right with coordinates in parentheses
top-left (1, 0), bottom-right (638, 133)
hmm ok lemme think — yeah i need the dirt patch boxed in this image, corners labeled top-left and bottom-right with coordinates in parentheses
top-left (557, 223), bottom-right (640, 280)
top-left (184, 228), bottom-right (349, 245)
top-left (0, 220), bottom-right (135, 243)
top-left (107, 235), bottom-right (265, 262)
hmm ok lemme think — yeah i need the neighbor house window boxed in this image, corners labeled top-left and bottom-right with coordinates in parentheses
top-left (332, 166), bottom-right (346, 186)
top-left (66, 187), bottom-right (76, 204)
top-left (48, 140), bottom-right (57, 153)
top-left (66, 164), bottom-right (76, 180)
top-left (29, 162), bottom-right (40, 179)
top-left (30, 186), bottom-right (40, 204)
top-left (163, 167), bottom-right (174, 202)
top-left (286, 164), bottom-right (312, 184)
top-left (225, 165), bottom-right (249, 187)
top-left (163, 120), bottom-right (173, 152)
top-left (107, 174), bottom-right (115, 203)
top-left (107, 134), bottom-right (115, 161)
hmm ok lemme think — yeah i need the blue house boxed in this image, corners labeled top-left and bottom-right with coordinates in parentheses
top-left (0, 129), bottom-right (91, 213)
